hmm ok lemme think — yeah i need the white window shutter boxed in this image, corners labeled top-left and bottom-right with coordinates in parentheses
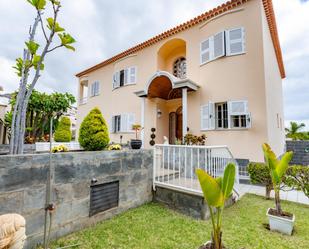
top-left (90, 83), bottom-right (93, 96)
top-left (226, 27), bottom-right (245, 56)
top-left (94, 81), bottom-right (100, 95)
top-left (129, 66), bottom-right (136, 84)
top-left (120, 114), bottom-right (128, 132)
top-left (127, 113), bottom-right (135, 131)
top-left (110, 116), bottom-right (115, 133)
top-left (124, 68), bottom-right (129, 85)
top-left (115, 71), bottom-right (120, 88)
top-left (228, 100), bottom-right (248, 115)
top-left (213, 31), bottom-right (225, 59)
top-left (200, 37), bottom-right (214, 64)
top-left (209, 101), bottom-right (215, 130)
top-left (200, 105), bottom-right (209, 130)
top-left (246, 113), bottom-right (252, 128)
top-left (112, 73), bottom-right (116, 89)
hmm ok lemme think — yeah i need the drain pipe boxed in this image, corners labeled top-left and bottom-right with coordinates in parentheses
top-left (43, 117), bottom-right (56, 249)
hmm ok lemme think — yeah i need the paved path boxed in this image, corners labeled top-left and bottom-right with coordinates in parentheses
top-left (235, 183), bottom-right (309, 205)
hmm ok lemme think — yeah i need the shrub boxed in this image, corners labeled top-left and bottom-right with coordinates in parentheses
top-left (54, 117), bottom-right (72, 142)
top-left (78, 107), bottom-right (109, 151)
top-left (285, 165), bottom-right (309, 199)
top-left (108, 144), bottom-right (122, 151)
top-left (248, 162), bottom-right (273, 199)
top-left (52, 144), bottom-right (68, 153)
top-left (184, 133), bottom-right (206, 145)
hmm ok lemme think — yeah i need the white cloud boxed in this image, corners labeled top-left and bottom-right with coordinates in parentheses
top-left (0, 0), bottom-right (308, 124)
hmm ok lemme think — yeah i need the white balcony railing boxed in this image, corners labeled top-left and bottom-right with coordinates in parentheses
top-left (79, 97), bottom-right (88, 105)
top-left (35, 142), bottom-right (83, 152)
top-left (153, 144), bottom-right (239, 196)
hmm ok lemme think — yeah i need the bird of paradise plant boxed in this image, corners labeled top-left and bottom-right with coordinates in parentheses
top-left (262, 143), bottom-right (293, 215)
top-left (196, 163), bottom-right (236, 249)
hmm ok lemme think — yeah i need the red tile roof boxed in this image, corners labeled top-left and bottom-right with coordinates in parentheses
top-left (76, 0), bottom-right (285, 78)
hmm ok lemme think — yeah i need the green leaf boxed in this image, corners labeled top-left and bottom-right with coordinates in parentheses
top-left (276, 151), bottom-right (293, 179)
top-left (32, 55), bottom-right (44, 70)
top-left (221, 163), bottom-right (236, 198)
top-left (58, 33), bottom-right (76, 51)
top-left (46, 17), bottom-right (65, 32)
top-left (12, 58), bottom-right (23, 77)
top-left (196, 169), bottom-right (224, 207)
top-left (25, 41), bottom-right (40, 55)
top-left (49, 0), bottom-right (60, 5)
top-left (27, 0), bottom-right (46, 10)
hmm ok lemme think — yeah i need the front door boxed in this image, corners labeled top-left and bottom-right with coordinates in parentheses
top-left (169, 107), bottom-right (183, 144)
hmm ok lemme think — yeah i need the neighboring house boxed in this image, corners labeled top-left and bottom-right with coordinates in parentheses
top-left (76, 0), bottom-right (285, 162)
top-left (0, 88), bottom-right (11, 144)
top-left (63, 106), bottom-right (77, 140)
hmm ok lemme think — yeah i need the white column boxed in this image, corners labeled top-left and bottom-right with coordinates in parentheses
top-left (141, 97), bottom-right (145, 148)
top-left (182, 88), bottom-right (188, 142)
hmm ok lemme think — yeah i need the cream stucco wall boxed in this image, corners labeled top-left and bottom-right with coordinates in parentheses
top-left (261, 3), bottom-right (285, 156)
top-left (76, 0), bottom-right (284, 162)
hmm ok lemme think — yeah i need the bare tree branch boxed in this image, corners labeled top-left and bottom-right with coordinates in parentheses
top-left (47, 44), bottom-right (63, 53)
top-left (38, 11), bottom-right (48, 42)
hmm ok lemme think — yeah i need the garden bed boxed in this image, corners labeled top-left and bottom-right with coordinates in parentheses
top-left (44, 194), bottom-right (309, 249)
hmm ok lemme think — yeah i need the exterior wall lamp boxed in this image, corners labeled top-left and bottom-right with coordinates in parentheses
top-left (157, 109), bottom-right (162, 118)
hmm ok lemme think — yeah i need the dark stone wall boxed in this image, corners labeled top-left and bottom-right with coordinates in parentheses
top-left (0, 150), bottom-right (153, 248)
top-left (286, 140), bottom-right (309, 166)
top-left (153, 187), bottom-right (235, 220)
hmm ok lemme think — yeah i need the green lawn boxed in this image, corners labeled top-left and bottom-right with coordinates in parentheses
top-left (49, 194), bottom-right (309, 249)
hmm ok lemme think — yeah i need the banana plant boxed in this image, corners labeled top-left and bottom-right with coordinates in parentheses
top-left (262, 143), bottom-right (293, 215)
top-left (196, 163), bottom-right (236, 249)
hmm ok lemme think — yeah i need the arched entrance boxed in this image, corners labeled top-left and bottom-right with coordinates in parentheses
top-left (134, 70), bottom-right (199, 146)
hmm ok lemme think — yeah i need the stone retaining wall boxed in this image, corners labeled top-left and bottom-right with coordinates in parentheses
top-left (153, 187), bottom-right (235, 220)
top-left (0, 150), bottom-right (153, 248)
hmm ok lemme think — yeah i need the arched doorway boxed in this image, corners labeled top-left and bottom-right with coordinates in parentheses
top-left (169, 106), bottom-right (183, 144)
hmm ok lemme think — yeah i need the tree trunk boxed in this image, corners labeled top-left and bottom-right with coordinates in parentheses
top-left (275, 190), bottom-right (282, 215)
top-left (266, 185), bottom-right (272, 200)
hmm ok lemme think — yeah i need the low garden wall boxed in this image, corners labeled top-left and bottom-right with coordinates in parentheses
top-left (0, 150), bottom-right (153, 249)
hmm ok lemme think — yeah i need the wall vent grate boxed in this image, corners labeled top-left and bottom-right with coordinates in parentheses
top-left (89, 180), bottom-right (119, 216)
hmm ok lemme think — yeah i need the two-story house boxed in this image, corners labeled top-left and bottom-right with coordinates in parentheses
top-left (76, 0), bottom-right (285, 162)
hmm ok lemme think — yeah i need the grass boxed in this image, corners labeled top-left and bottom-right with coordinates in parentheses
top-left (48, 194), bottom-right (309, 249)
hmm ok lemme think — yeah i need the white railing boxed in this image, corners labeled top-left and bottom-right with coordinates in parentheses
top-left (238, 165), bottom-right (250, 180)
top-left (79, 97), bottom-right (88, 105)
top-left (35, 142), bottom-right (83, 152)
top-left (153, 144), bottom-right (239, 196)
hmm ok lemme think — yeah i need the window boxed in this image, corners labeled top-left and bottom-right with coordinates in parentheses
top-left (173, 57), bottom-right (187, 79)
top-left (111, 113), bottom-right (135, 133)
top-left (90, 81), bottom-right (100, 97)
top-left (200, 27), bottom-right (245, 65)
top-left (113, 66), bottom-right (137, 89)
top-left (201, 100), bottom-right (251, 130)
top-left (215, 102), bottom-right (228, 129)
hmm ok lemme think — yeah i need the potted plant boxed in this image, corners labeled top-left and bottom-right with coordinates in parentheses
top-left (196, 163), bottom-right (236, 249)
top-left (263, 143), bottom-right (294, 235)
top-left (130, 124), bottom-right (143, 149)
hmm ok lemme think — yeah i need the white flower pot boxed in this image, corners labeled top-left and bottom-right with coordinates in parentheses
top-left (266, 208), bottom-right (295, 235)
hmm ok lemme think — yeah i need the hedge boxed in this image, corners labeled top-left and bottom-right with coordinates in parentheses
top-left (248, 162), bottom-right (309, 199)
top-left (54, 116), bottom-right (71, 142)
top-left (78, 107), bottom-right (109, 151)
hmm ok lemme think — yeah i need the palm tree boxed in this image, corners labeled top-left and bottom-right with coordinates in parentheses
top-left (285, 121), bottom-right (305, 140)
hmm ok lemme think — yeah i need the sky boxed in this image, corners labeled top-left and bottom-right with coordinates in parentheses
top-left (0, 0), bottom-right (308, 130)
